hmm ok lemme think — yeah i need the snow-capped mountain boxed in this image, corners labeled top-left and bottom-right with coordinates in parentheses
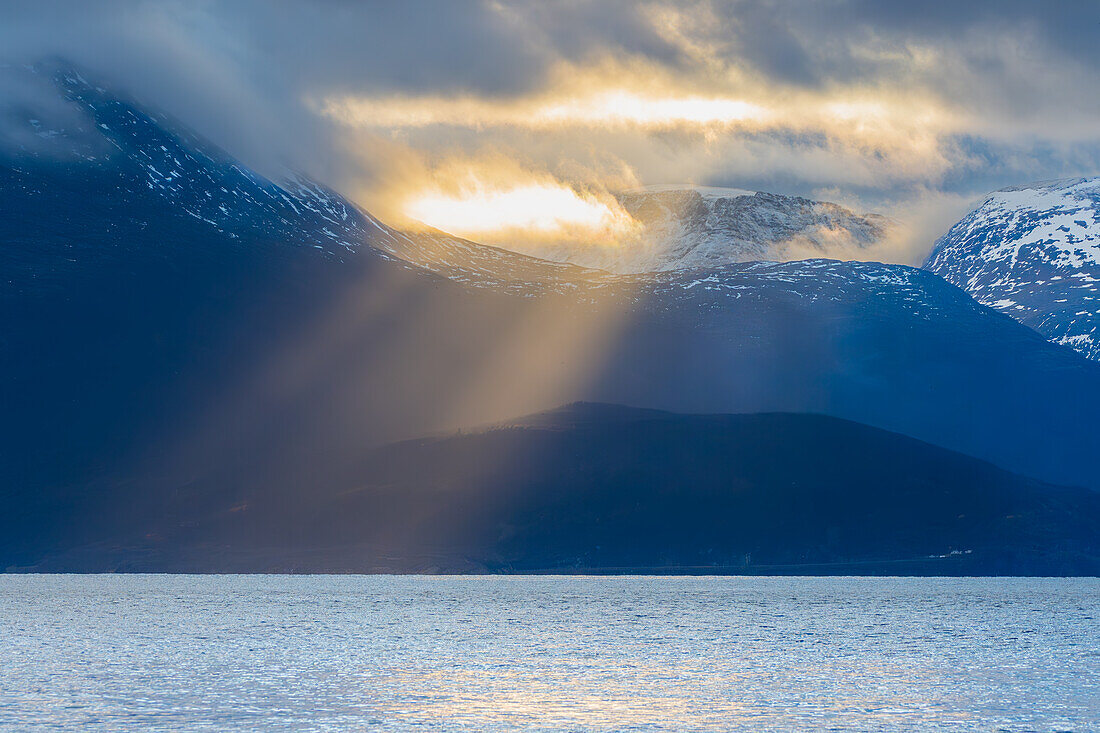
top-left (5, 63), bottom-right (902, 296)
top-left (5, 61), bottom-right (1100, 503)
top-left (924, 178), bottom-right (1100, 360)
top-left (2, 61), bottom-right (599, 298)
top-left (2, 62), bottom-right (387, 262)
top-left (536, 185), bottom-right (890, 274)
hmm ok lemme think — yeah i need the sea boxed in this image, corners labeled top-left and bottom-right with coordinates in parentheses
top-left (0, 575), bottom-right (1097, 731)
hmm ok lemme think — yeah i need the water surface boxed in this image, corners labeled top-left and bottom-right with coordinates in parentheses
top-left (1, 575), bottom-right (1097, 731)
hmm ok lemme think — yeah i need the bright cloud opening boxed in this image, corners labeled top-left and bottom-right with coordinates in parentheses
top-left (325, 89), bottom-right (769, 131)
top-left (404, 182), bottom-right (637, 242)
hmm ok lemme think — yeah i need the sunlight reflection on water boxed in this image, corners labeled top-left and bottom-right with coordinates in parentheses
top-left (0, 575), bottom-right (1097, 731)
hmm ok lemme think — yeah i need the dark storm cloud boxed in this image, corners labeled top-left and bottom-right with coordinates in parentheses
top-left (0, 0), bottom-right (686, 180)
top-left (695, 0), bottom-right (1100, 87)
top-left (1, 1), bottom-right (544, 178)
top-left (4, 0), bottom-right (1098, 143)
top-left (2, 0), bottom-right (1100, 260)
top-left (2, 1), bottom-right (1097, 122)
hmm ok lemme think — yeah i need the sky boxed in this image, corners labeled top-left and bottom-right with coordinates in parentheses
top-left (5, 0), bottom-right (1100, 264)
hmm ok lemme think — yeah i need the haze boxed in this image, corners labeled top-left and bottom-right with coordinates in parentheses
top-left (6, 0), bottom-right (1100, 264)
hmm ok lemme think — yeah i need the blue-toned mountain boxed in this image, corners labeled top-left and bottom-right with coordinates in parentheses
top-left (17, 405), bottom-right (1099, 574)
top-left (4, 64), bottom-right (1100, 574)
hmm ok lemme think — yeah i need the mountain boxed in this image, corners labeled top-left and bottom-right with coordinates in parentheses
top-left (5, 59), bottom-right (1100, 565)
top-left (524, 185), bottom-right (890, 273)
top-left (574, 258), bottom-right (1100, 492)
top-left (924, 178), bottom-right (1100, 360)
top-left (0, 66), bottom-right (383, 270)
top-left (13, 405), bottom-right (1100, 574)
top-left (0, 62), bottom-right (601, 298)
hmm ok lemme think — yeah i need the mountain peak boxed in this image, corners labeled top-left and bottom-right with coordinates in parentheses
top-left (574, 186), bottom-right (892, 274)
top-left (925, 176), bottom-right (1100, 359)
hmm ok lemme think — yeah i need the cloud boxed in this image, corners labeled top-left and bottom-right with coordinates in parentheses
top-left (3, 1), bottom-right (1100, 263)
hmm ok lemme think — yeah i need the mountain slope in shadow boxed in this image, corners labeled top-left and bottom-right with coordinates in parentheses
top-left (5, 59), bottom-right (1100, 534)
top-left (15, 404), bottom-right (1099, 575)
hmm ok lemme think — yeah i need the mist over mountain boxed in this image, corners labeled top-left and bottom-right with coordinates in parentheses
top-left (7, 1), bottom-right (1100, 267)
top-left (3, 62), bottom-right (1100, 574)
top-left (516, 185), bottom-right (891, 274)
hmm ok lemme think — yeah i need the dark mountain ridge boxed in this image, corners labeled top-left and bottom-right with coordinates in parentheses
top-left (12, 405), bottom-right (1099, 575)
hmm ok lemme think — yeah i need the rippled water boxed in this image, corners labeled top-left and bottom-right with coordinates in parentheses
top-left (1, 575), bottom-right (1097, 731)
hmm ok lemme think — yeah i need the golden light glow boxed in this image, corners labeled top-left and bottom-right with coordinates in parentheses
top-left (540, 90), bottom-right (768, 126)
top-left (404, 181), bottom-right (637, 242)
top-left (325, 57), bottom-right (970, 263)
top-left (325, 89), bottom-right (769, 130)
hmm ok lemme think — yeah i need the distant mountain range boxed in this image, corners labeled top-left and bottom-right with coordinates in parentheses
top-left (925, 178), bottom-right (1100, 360)
top-left (3, 62), bottom-right (1100, 574)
